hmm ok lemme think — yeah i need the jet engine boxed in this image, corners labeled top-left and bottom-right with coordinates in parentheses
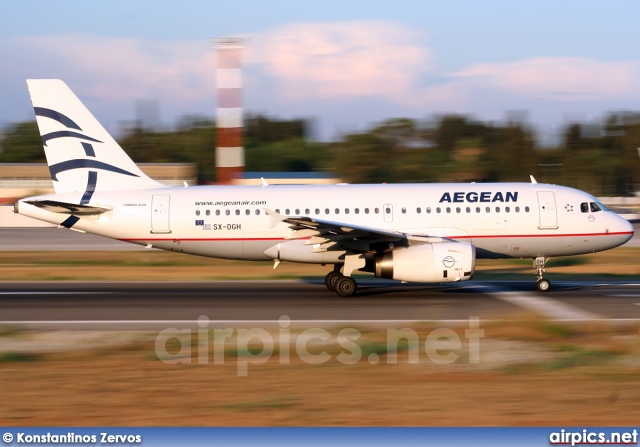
top-left (365, 242), bottom-right (475, 283)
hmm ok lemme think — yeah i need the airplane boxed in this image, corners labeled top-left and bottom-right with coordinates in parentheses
top-left (14, 79), bottom-right (634, 296)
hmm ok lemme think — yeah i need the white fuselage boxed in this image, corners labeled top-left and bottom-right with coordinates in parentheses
top-left (18, 182), bottom-right (634, 262)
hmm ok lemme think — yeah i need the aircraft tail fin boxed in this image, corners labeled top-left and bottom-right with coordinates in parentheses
top-left (26, 79), bottom-right (164, 197)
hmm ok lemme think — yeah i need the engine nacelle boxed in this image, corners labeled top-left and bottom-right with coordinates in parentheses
top-left (369, 242), bottom-right (475, 283)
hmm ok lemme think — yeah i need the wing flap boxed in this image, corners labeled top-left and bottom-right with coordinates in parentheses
top-left (265, 208), bottom-right (408, 254)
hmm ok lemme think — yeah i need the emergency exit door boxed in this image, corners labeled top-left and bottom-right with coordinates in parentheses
top-left (383, 203), bottom-right (393, 223)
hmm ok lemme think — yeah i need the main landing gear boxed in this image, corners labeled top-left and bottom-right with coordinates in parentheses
top-left (324, 264), bottom-right (358, 297)
top-left (534, 256), bottom-right (551, 292)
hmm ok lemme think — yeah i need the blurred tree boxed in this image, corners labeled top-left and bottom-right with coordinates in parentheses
top-left (245, 114), bottom-right (307, 143)
top-left (2, 110), bottom-right (639, 193)
top-left (331, 132), bottom-right (393, 183)
top-left (0, 122), bottom-right (44, 162)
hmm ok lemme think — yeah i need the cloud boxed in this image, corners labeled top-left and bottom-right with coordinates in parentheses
top-left (13, 34), bottom-right (215, 104)
top-left (450, 57), bottom-right (640, 101)
top-left (5, 25), bottom-right (640, 140)
top-left (247, 21), bottom-right (430, 103)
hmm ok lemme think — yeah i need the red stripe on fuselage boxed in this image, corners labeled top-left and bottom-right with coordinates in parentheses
top-left (119, 232), bottom-right (633, 243)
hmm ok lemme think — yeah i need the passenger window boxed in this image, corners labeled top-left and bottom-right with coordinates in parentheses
top-left (476, 207), bottom-right (480, 213)
top-left (345, 208), bottom-right (350, 214)
top-left (375, 208), bottom-right (380, 214)
top-left (205, 210), bottom-right (210, 216)
top-left (466, 207), bottom-right (470, 213)
top-left (416, 207), bottom-right (421, 214)
top-left (436, 207), bottom-right (441, 214)
top-left (495, 207), bottom-right (500, 213)
top-left (225, 210), bottom-right (230, 216)
top-left (255, 209), bottom-right (260, 215)
top-left (486, 207), bottom-right (490, 213)
top-left (196, 210), bottom-right (200, 216)
top-left (385, 207), bottom-right (391, 214)
top-left (305, 209), bottom-right (310, 215)
top-left (515, 206), bottom-right (520, 213)
top-left (325, 209), bottom-right (329, 214)
top-left (295, 209), bottom-right (300, 215)
top-left (245, 209), bottom-right (250, 215)
top-left (456, 207), bottom-right (460, 213)
top-left (364, 208), bottom-right (369, 214)
top-left (505, 207), bottom-right (510, 213)
top-left (401, 207), bottom-right (406, 214)
top-left (285, 209), bottom-right (290, 215)
top-left (525, 206), bottom-right (530, 213)
top-left (315, 209), bottom-right (320, 215)
top-left (590, 202), bottom-right (601, 212)
top-left (216, 210), bottom-right (221, 216)
top-left (335, 208), bottom-right (340, 214)
top-left (235, 209), bottom-right (240, 216)
top-left (426, 207), bottom-right (431, 214)
top-left (446, 207), bottom-right (451, 213)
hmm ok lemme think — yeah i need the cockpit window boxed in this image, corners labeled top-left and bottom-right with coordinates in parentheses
top-left (580, 202), bottom-right (589, 213)
top-left (590, 202), bottom-right (601, 212)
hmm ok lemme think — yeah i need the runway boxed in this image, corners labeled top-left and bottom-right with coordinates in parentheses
top-left (1, 280), bottom-right (639, 329)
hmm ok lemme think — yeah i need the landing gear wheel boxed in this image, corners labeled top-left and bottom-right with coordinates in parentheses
top-left (335, 276), bottom-right (357, 297)
top-left (536, 278), bottom-right (551, 292)
top-left (533, 257), bottom-right (551, 292)
top-left (325, 271), bottom-right (343, 291)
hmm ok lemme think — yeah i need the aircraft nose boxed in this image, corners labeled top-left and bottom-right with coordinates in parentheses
top-left (616, 214), bottom-right (634, 245)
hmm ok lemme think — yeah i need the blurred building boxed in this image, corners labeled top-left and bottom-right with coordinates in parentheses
top-left (232, 172), bottom-right (341, 186)
top-left (0, 163), bottom-right (197, 202)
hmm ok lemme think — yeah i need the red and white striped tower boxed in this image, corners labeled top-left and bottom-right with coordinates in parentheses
top-left (215, 38), bottom-right (244, 184)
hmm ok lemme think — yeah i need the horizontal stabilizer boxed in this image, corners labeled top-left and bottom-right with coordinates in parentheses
top-left (24, 200), bottom-right (111, 216)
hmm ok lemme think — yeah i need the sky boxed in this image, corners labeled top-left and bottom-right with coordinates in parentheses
top-left (2, 0), bottom-right (640, 144)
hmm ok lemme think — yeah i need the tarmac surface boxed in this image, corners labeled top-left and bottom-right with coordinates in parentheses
top-left (1, 280), bottom-right (639, 329)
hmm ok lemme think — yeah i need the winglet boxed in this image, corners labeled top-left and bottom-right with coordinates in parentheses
top-left (261, 177), bottom-right (269, 187)
top-left (530, 175), bottom-right (538, 184)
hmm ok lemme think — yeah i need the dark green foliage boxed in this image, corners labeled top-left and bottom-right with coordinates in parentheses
top-left (0, 122), bottom-right (45, 163)
top-left (2, 111), bottom-right (640, 195)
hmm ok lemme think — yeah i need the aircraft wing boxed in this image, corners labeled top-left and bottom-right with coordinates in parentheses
top-left (266, 209), bottom-right (440, 253)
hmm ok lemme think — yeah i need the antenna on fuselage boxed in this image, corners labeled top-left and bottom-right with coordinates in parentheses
top-left (530, 175), bottom-right (538, 184)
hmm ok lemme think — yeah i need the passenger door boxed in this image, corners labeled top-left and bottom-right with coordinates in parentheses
top-left (537, 191), bottom-right (558, 229)
top-left (151, 194), bottom-right (171, 233)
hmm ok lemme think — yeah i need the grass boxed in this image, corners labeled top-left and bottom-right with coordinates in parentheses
top-left (0, 352), bottom-right (43, 363)
top-left (0, 325), bottom-right (26, 338)
top-left (218, 398), bottom-right (299, 413)
top-left (0, 321), bottom-right (639, 425)
top-left (544, 347), bottom-right (619, 370)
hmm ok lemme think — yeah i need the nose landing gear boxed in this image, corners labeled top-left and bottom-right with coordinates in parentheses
top-left (534, 257), bottom-right (551, 292)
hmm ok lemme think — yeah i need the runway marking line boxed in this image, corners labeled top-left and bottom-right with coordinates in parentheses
top-left (487, 291), bottom-right (600, 320)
